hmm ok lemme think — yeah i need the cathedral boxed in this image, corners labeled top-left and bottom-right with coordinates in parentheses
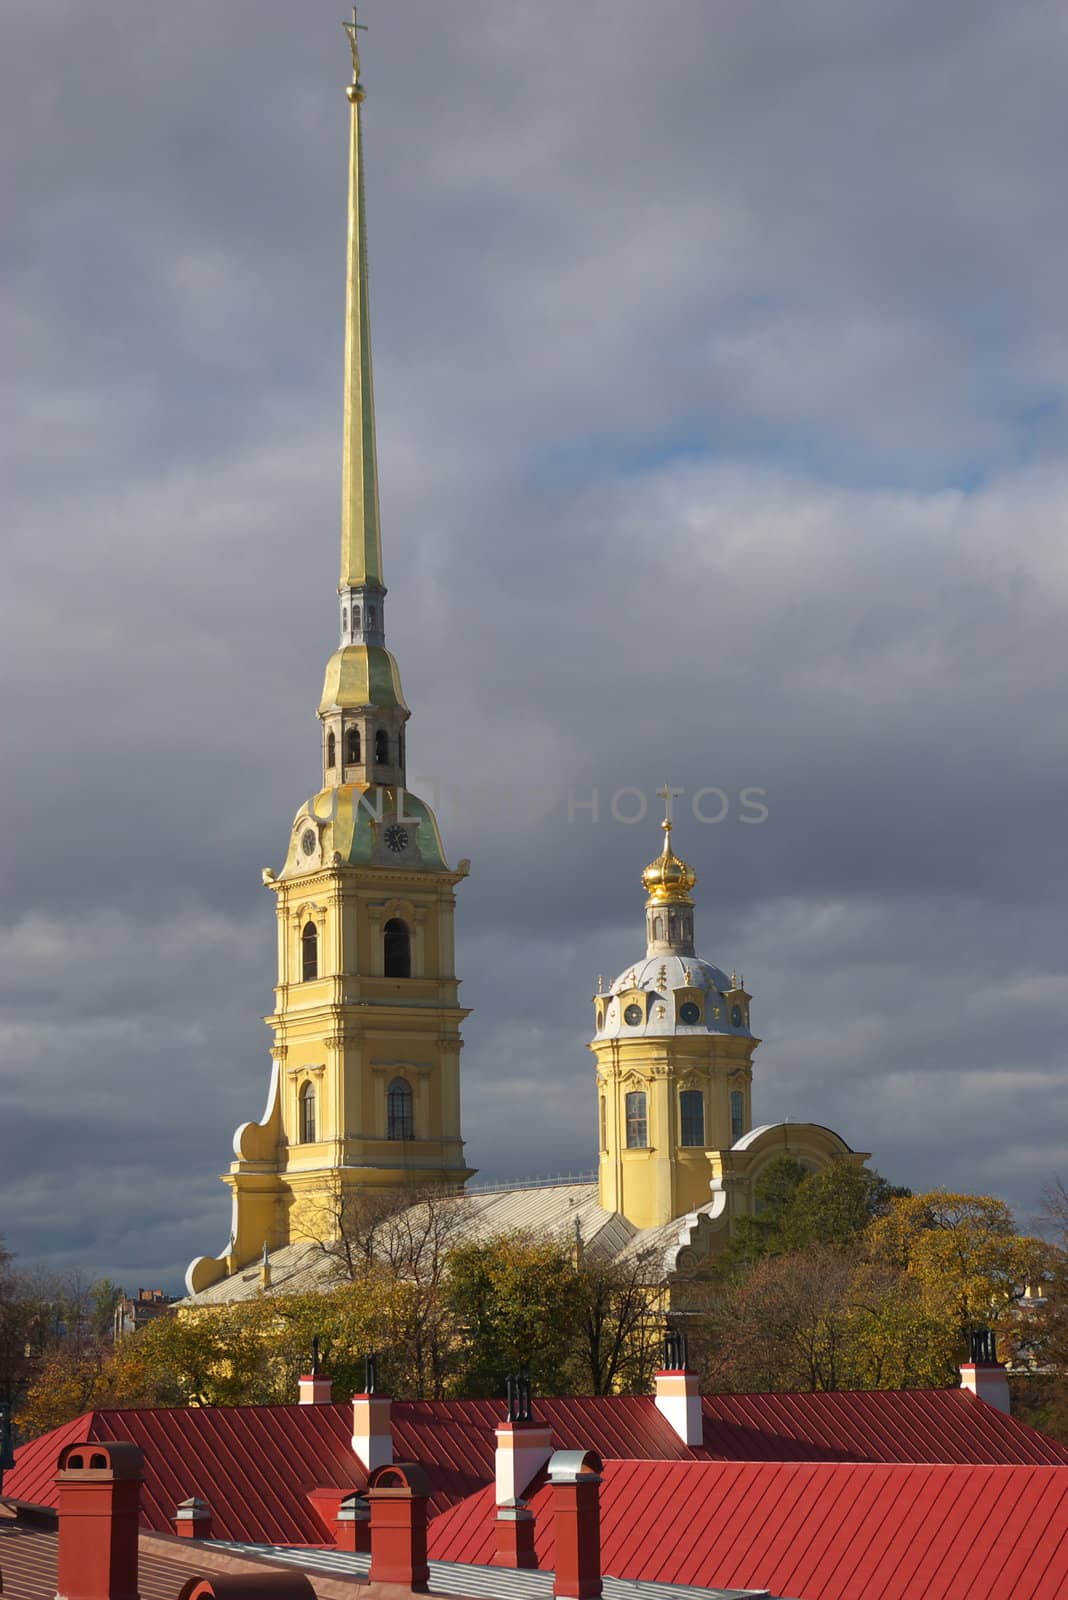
top-left (185, 26), bottom-right (864, 1303)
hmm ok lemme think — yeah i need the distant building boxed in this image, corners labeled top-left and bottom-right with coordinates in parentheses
top-left (112, 1288), bottom-right (174, 1341)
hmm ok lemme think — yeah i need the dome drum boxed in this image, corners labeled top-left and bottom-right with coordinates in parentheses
top-left (594, 956), bottom-right (753, 1042)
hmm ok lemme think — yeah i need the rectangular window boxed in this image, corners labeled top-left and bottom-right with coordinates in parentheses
top-left (730, 1089), bottom-right (745, 1144)
top-left (625, 1090), bottom-right (648, 1149)
top-left (679, 1089), bottom-right (705, 1148)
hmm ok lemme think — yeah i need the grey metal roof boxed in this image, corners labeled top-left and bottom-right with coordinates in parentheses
top-left (182, 1182), bottom-right (651, 1306)
top-left (207, 1542), bottom-right (776, 1600)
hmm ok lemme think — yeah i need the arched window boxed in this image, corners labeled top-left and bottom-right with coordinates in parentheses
top-left (299, 1080), bottom-right (317, 1144)
top-left (384, 918), bottom-right (411, 978)
top-left (375, 729), bottom-right (389, 765)
top-left (342, 608), bottom-right (348, 633)
top-left (301, 921), bottom-right (318, 982)
top-left (353, 605), bottom-right (361, 631)
top-left (327, 731), bottom-right (336, 769)
top-left (346, 726), bottom-right (361, 765)
top-left (679, 1090), bottom-right (705, 1148)
top-left (730, 1090), bottom-right (745, 1144)
top-left (599, 1095), bottom-right (607, 1151)
top-left (387, 1077), bottom-right (414, 1141)
top-left (625, 1090), bottom-right (648, 1149)
top-left (653, 915), bottom-right (664, 942)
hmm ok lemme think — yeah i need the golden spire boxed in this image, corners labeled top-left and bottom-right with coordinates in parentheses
top-left (339, 7), bottom-right (383, 592)
top-left (641, 796), bottom-right (697, 905)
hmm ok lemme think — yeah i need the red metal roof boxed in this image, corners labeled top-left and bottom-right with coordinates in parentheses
top-left (6, 1386), bottom-right (1066, 1549)
top-left (698, 1387), bottom-right (1068, 1465)
top-left (428, 1458), bottom-right (1068, 1600)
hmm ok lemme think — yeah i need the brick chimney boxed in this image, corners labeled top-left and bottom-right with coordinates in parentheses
top-left (548, 1449), bottom-right (603, 1600)
top-left (496, 1370), bottom-right (553, 1505)
top-left (366, 1462), bottom-right (431, 1592)
top-left (55, 1441), bottom-right (143, 1600)
top-left (173, 1497), bottom-right (212, 1539)
top-left (335, 1491), bottom-right (370, 1553)
top-left (653, 1328), bottom-right (702, 1446)
top-left (352, 1352), bottom-right (392, 1472)
top-left (298, 1335), bottom-right (333, 1405)
top-left (960, 1327), bottom-right (1011, 1414)
top-left (493, 1498), bottom-right (537, 1568)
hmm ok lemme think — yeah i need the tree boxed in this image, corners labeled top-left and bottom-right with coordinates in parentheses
top-left (0, 1250), bottom-right (69, 1417)
top-left (88, 1280), bottom-right (123, 1346)
top-left (446, 1235), bottom-right (588, 1398)
top-left (866, 1190), bottom-right (1053, 1343)
top-left (778, 1163), bottom-right (905, 1253)
top-left (302, 1181), bottom-right (467, 1398)
top-left (718, 1158), bottom-right (903, 1275)
top-left (718, 1156), bottom-right (807, 1272)
top-left (572, 1247), bottom-right (662, 1396)
top-left (703, 1245), bottom-right (958, 1393)
top-left (1004, 1180), bottom-right (1068, 1442)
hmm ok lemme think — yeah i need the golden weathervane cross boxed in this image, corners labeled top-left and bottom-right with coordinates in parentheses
top-left (343, 6), bottom-right (368, 84)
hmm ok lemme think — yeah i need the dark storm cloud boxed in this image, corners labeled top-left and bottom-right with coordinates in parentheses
top-left (2, 0), bottom-right (1068, 1284)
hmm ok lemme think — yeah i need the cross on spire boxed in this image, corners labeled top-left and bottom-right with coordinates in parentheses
top-left (343, 6), bottom-right (368, 84)
top-left (656, 784), bottom-right (682, 825)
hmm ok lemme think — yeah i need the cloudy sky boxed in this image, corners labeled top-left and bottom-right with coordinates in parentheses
top-left (3, 0), bottom-right (1068, 1289)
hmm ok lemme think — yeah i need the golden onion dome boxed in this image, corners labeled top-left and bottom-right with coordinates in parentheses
top-left (641, 818), bottom-right (697, 904)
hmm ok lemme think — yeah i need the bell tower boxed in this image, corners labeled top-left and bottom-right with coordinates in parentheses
top-left (590, 805), bottom-right (759, 1231)
top-left (187, 16), bottom-right (472, 1295)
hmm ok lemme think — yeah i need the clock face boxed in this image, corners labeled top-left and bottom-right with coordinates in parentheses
top-left (385, 823), bottom-right (410, 854)
top-left (730, 1004), bottom-right (743, 1028)
top-left (679, 1001), bottom-right (701, 1026)
top-left (623, 1003), bottom-right (644, 1026)
top-left (300, 828), bottom-right (317, 857)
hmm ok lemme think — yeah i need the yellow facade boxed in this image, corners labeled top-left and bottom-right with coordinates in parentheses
top-left (590, 813), bottom-right (868, 1238)
top-left (186, 31), bottom-right (472, 1297)
top-left (591, 817), bottom-right (759, 1231)
top-left (594, 1031), bottom-right (755, 1231)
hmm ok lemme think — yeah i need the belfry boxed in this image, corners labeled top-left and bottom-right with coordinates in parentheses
top-left (187, 18), bottom-right (472, 1295)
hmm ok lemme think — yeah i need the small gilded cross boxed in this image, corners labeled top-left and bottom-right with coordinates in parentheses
top-left (656, 783), bottom-right (681, 823)
top-left (343, 6), bottom-right (369, 82)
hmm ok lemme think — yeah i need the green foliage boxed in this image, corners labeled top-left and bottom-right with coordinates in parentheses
top-left (866, 1190), bottom-right (1052, 1338)
top-left (704, 1245), bottom-right (960, 1393)
top-left (719, 1158), bottom-right (904, 1275)
top-left (446, 1235), bottom-right (585, 1397)
top-left (88, 1280), bottom-right (123, 1344)
top-left (718, 1156), bottom-right (807, 1271)
top-left (779, 1163), bottom-right (905, 1252)
top-left (13, 1173), bottom-right (1067, 1440)
top-left (16, 1231), bottom-right (663, 1432)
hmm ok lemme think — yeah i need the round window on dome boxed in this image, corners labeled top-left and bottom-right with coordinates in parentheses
top-left (623, 1003), bottom-right (644, 1026)
top-left (679, 1001), bottom-right (701, 1026)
